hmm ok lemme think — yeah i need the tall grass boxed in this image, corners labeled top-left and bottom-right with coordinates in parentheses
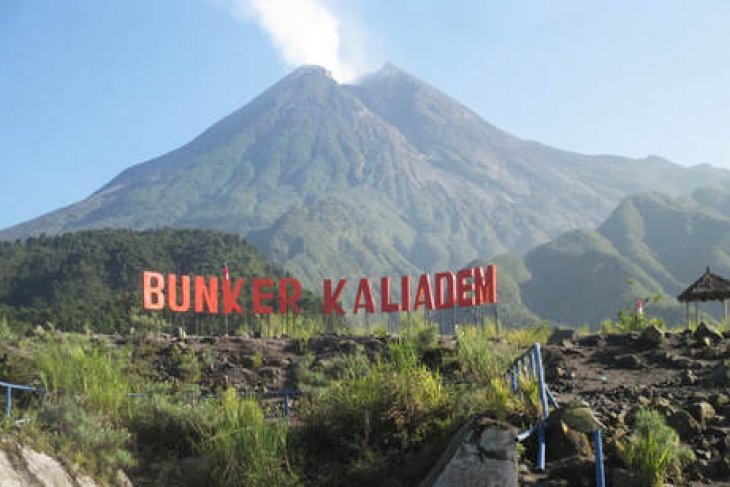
top-left (455, 325), bottom-right (518, 385)
top-left (296, 339), bottom-right (452, 483)
top-left (201, 388), bottom-right (295, 486)
top-left (34, 334), bottom-right (131, 416)
top-left (622, 408), bottom-right (694, 486)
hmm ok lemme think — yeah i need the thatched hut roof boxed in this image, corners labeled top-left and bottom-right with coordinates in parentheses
top-left (677, 267), bottom-right (730, 302)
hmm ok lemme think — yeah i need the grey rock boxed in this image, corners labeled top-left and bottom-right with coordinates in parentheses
top-left (640, 324), bottom-right (664, 346)
top-left (427, 419), bottom-right (518, 487)
top-left (545, 411), bottom-right (593, 461)
top-left (616, 353), bottom-right (643, 369)
top-left (696, 322), bottom-right (724, 344)
top-left (711, 361), bottom-right (730, 385)
top-left (681, 369), bottom-right (698, 385)
top-left (687, 402), bottom-right (716, 423)
top-left (338, 339), bottom-right (359, 354)
top-left (668, 409), bottom-right (703, 441)
top-left (710, 393), bottom-right (730, 409)
top-left (547, 327), bottom-right (577, 345)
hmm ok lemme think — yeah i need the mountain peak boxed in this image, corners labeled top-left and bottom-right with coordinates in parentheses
top-left (359, 63), bottom-right (420, 87)
top-left (290, 65), bottom-right (334, 78)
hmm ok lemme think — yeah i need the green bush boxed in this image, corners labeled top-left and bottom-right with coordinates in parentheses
top-left (169, 346), bottom-right (202, 384)
top-left (602, 310), bottom-right (665, 333)
top-left (622, 408), bottom-right (694, 486)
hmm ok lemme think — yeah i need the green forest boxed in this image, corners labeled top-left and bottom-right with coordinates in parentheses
top-left (0, 228), bottom-right (321, 334)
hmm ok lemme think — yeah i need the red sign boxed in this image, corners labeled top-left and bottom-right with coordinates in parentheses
top-left (142, 265), bottom-right (497, 316)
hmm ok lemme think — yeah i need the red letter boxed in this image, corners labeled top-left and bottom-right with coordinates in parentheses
top-left (380, 277), bottom-right (400, 312)
top-left (401, 275), bottom-right (411, 311)
top-left (223, 278), bottom-right (245, 314)
top-left (142, 271), bottom-right (165, 310)
top-left (353, 278), bottom-right (375, 314)
top-left (278, 278), bottom-right (302, 314)
top-left (413, 273), bottom-right (434, 311)
top-left (456, 268), bottom-right (475, 307)
top-left (194, 276), bottom-right (219, 313)
top-left (474, 265), bottom-right (497, 305)
top-left (323, 279), bottom-right (347, 315)
top-left (434, 272), bottom-right (456, 309)
top-left (167, 274), bottom-right (191, 312)
top-left (252, 278), bottom-right (274, 314)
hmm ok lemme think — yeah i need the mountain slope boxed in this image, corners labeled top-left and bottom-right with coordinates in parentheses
top-left (3, 64), bottom-right (730, 288)
top-left (490, 188), bottom-right (730, 326)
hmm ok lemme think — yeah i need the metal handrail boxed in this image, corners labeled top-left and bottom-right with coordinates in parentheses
top-left (0, 381), bottom-right (44, 418)
top-left (506, 343), bottom-right (605, 487)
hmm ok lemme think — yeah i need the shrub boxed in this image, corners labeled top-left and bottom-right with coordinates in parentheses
top-left (169, 346), bottom-right (202, 383)
top-left (36, 397), bottom-right (134, 480)
top-left (622, 408), bottom-right (694, 486)
top-left (603, 310), bottom-right (665, 333)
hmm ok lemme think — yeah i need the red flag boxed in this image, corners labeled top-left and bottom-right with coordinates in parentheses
top-left (636, 298), bottom-right (644, 315)
top-left (223, 263), bottom-right (230, 281)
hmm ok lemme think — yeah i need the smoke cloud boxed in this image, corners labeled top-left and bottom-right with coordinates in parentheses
top-left (230, 0), bottom-right (359, 82)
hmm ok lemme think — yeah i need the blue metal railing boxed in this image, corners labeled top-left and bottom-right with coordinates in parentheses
top-left (507, 343), bottom-right (605, 487)
top-left (1, 380), bottom-right (304, 422)
top-left (0, 381), bottom-right (44, 418)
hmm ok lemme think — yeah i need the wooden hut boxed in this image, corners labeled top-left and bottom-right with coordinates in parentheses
top-left (677, 267), bottom-right (730, 325)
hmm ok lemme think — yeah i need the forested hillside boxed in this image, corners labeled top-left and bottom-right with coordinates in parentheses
top-left (487, 184), bottom-right (730, 326)
top-left (0, 228), bottom-right (320, 333)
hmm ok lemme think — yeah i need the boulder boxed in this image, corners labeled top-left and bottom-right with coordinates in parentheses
top-left (547, 455), bottom-right (595, 487)
top-left (425, 418), bottom-right (518, 487)
top-left (668, 409), bottom-right (703, 441)
top-left (687, 402), bottom-right (716, 423)
top-left (712, 361), bottom-right (730, 385)
top-left (547, 327), bottom-right (577, 345)
top-left (710, 393), bottom-right (730, 410)
top-left (545, 410), bottom-right (593, 460)
top-left (640, 325), bottom-right (664, 346)
top-left (651, 397), bottom-right (676, 418)
top-left (338, 339), bottom-right (359, 355)
top-left (696, 322), bottom-right (724, 344)
top-left (615, 353), bottom-right (643, 369)
top-left (0, 442), bottom-right (125, 487)
top-left (681, 369), bottom-right (698, 385)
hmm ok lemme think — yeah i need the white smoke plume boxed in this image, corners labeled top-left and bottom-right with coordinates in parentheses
top-left (229, 0), bottom-right (359, 82)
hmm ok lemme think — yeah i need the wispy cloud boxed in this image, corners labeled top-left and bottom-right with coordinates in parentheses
top-left (227, 0), bottom-right (360, 82)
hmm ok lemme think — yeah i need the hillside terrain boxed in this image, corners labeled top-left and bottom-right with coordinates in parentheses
top-left (2, 64), bottom-right (729, 289)
top-left (2, 324), bottom-right (729, 486)
top-left (490, 183), bottom-right (730, 326)
top-left (0, 228), bottom-right (320, 332)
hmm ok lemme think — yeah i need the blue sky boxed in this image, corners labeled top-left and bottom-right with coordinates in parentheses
top-left (1, 1), bottom-right (730, 229)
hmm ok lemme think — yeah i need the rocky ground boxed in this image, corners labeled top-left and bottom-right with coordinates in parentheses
top-left (521, 323), bottom-right (730, 486)
top-left (107, 324), bottom-right (730, 486)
